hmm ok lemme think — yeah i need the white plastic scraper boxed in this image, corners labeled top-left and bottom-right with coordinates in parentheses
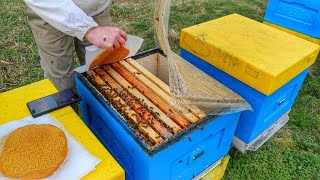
top-left (74, 35), bottom-right (144, 73)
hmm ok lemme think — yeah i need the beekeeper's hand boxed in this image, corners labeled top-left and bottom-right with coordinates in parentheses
top-left (85, 26), bottom-right (128, 49)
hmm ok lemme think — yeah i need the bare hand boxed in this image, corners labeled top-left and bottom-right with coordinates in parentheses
top-left (85, 26), bottom-right (128, 49)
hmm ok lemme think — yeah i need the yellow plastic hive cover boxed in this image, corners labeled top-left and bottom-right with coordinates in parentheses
top-left (180, 14), bottom-right (320, 95)
top-left (263, 21), bottom-right (320, 45)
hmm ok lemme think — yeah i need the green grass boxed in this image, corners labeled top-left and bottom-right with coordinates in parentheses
top-left (1, 0), bottom-right (319, 179)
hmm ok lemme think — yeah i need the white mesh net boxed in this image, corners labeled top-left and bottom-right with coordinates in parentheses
top-left (154, 0), bottom-right (252, 115)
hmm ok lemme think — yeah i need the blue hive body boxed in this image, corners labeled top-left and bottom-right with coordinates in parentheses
top-left (264, 0), bottom-right (320, 38)
top-left (76, 75), bottom-right (240, 180)
top-left (180, 49), bottom-right (309, 144)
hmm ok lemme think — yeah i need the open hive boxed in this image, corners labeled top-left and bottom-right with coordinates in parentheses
top-left (76, 49), bottom-right (241, 180)
top-left (83, 50), bottom-right (207, 150)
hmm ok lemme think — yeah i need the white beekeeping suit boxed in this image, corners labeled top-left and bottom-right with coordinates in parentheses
top-left (24, 0), bottom-right (111, 40)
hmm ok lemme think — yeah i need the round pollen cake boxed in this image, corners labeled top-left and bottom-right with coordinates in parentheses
top-left (0, 124), bottom-right (68, 179)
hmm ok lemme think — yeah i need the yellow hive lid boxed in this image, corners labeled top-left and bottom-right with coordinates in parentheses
top-left (263, 21), bottom-right (320, 45)
top-left (180, 14), bottom-right (320, 95)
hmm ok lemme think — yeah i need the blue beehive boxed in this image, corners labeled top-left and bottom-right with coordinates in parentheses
top-left (179, 14), bottom-right (319, 150)
top-left (264, 0), bottom-right (320, 38)
top-left (180, 49), bottom-right (309, 145)
top-left (75, 50), bottom-right (241, 180)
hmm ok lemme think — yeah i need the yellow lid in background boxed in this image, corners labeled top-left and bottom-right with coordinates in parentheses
top-left (263, 21), bottom-right (320, 45)
top-left (180, 14), bottom-right (319, 95)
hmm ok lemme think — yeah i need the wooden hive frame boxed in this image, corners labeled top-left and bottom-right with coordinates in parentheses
top-left (85, 54), bottom-right (207, 149)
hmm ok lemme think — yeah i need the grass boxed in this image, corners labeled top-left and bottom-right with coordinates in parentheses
top-left (1, 0), bottom-right (319, 179)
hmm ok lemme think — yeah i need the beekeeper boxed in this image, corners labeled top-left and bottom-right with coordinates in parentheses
top-left (24, 0), bottom-right (127, 90)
